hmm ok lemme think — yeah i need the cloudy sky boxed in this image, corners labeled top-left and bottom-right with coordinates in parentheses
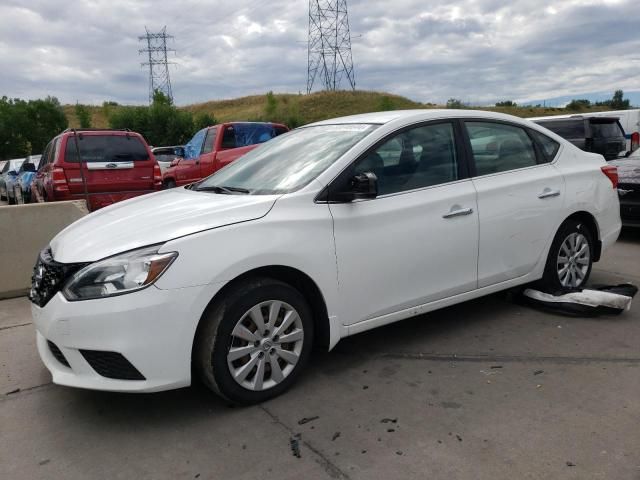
top-left (1, 0), bottom-right (639, 106)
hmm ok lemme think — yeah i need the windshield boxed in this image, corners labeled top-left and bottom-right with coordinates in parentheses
top-left (195, 124), bottom-right (379, 194)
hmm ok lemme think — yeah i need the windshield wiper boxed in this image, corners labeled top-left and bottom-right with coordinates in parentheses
top-left (193, 185), bottom-right (251, 194)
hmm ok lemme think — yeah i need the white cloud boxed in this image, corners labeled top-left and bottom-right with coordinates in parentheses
top-left (0, 0), bottom-right (638, 105)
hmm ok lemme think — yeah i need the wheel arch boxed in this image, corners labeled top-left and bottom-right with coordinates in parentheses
top-left (192, 265), bottom-right (333, 358)
top-left (563, 210), bottom-right (601, 261)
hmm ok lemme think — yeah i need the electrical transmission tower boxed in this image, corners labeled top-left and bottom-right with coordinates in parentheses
top-left (139, 27), bottom-right (175, 104)
top-left (307, 0), bottom-right (356, 93)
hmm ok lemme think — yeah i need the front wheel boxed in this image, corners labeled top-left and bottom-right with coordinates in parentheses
top-left (164, 179), bottom-right (176, 189)
top-left (194, 278), bottom-right (314, 405)
top-left (540, 219), bottom-right (594, 292)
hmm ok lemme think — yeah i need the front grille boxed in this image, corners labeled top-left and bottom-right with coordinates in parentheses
top-left (80, 350), bottom-right (146, 381)
top-left (47, 340), bottom-right (70, 368)
top-left (29, 248), bottom-right (87, 308)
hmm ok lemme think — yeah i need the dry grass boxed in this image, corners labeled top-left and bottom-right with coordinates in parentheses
top-left (63, 90), bottom-right (612, 130)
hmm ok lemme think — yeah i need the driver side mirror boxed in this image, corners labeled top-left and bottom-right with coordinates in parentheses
top-left (173, 147), bottom-right (185, 158)
top-left (351, 172), bottom-right (378, 200)
top-left (170, 158), bottom-right (180, 167)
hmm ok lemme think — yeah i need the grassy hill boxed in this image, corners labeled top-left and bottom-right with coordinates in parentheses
top-left (63, 90), bottom-right (602, 130)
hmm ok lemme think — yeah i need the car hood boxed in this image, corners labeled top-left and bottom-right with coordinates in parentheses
top-left (50, 188), bottom-right (279, 263)
top-left (610, 158), bottom-right (640, 185)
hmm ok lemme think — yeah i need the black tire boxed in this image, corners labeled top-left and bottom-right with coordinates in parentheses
top-left (539, 219), bottom-right (594, 293)
top-left (194, 277), bottom-right (314, 405)
top-left (7, 191), bottom-right (14, 205)
top-left (164, 179), bottom-right (176, 189)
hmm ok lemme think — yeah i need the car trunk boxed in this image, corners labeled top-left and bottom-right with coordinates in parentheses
top-left (63, 135), bottom-right (155, 195)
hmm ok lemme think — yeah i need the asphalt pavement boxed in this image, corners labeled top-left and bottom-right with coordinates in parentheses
top-left (1, 229), bottom-right (639, 479)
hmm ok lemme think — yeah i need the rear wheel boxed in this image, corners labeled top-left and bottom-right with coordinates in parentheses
top-left (540, 219), bottom-right (594, 292)
top-left (194, 277), bottom-right (313, 405)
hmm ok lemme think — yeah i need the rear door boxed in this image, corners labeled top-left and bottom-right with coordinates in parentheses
top-left (464, 120), bottom-right (565, 287)
top-left (62, 134), bottom-right (154, 194)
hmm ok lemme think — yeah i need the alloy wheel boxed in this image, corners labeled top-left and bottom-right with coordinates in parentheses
top-left (556, 232), bottom-right (590, 288)
top-left (227, 300), bottom-right (304, 391)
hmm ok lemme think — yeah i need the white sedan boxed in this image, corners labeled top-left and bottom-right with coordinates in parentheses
top-left (30, 110), bottom-right (621, 404)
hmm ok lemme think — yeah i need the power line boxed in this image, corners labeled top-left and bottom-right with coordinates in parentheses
top-left (139, 26), bottom-right (175, 104)
top-left (307, 0), bottom-right (356, 93)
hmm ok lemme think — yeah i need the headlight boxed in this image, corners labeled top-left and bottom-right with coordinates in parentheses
top-left (63, 245), bottom-right (177, 300)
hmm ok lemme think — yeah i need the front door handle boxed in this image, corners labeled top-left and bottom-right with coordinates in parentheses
top-left (443, 207), bottom-right (474, 219)
top-left (538, 188), bottom-right (560, 199)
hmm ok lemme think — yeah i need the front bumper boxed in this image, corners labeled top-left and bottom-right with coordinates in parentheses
top-left (32, 283), bottom-right (216, 392)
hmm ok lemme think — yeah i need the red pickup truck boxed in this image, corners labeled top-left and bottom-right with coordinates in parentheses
top-left (163, 122), bottom-right (288, 187)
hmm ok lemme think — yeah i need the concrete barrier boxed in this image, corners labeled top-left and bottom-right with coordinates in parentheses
top-left (0, 201), bottom-right (88, 299)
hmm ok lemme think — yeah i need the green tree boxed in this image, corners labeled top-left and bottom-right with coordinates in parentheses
top-left (108, 92), bottom-right (194, 146)
top-left (611, 90), bottom-right (630, 110)
top-left (194, 112), bottom-right (217, 130)
top-left (75, 103), bottom-right (92, 128)
top-left (566, 99), bottom-right (591, 111)
top-left (495, 100), bottom-right (517, 107)
top-left (446, 98), bottom-right (464, 109)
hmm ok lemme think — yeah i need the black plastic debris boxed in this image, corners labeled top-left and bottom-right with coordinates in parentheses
top-left (332, 432), bottom-right (341, 441)
top-left (297, 416), bottom-right (319, 425)
top-left (380, 418), bottom-right (398, 424)
top-left (290, 435), bottom-right (301, 458)
top-left (521, 283), bottom-right (637, 317)
top-left (533, 370), bottom-right (544, 376)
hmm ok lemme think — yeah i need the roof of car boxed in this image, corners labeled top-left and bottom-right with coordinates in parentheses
top-left (306, 109), bottom-right (528, 127)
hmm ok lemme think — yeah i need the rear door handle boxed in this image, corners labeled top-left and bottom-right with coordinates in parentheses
top-left (442, 207), bottom-right (474, 219)
top-left (538, 188), bottom-right (561, 199)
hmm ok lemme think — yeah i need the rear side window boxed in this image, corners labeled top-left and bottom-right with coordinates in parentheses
top-left (529, 129), bottom-right (560, 163)
top-left (64, 135), bottom-right (149, 163)
top-left (537, 120), bottom-right (585, 139)
top-left (466, 122), bottom-right (537, 175)
top-left (221, 123), bottom-right (283, 149)
top-left (590, 121), bottom-right (624, 138)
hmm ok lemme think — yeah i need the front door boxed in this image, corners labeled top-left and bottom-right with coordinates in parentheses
top-left (329, 121), bottom-right (479, 325)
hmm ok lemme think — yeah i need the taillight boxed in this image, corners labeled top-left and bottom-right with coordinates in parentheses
top-left (52, 167), bottom-right (69, 192)
top-left (601, 165), bottom-right (618, 189)
top-left (631, 132), bottom-right (639, 151)
top-left (153, 164), bottom-right (162, 184)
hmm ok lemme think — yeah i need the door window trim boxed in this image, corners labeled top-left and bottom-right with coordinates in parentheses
top-left (317, 119), bottom-right (473, 203)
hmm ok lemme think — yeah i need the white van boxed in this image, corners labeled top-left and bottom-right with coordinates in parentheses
top-left (532, 109), bottom-right (640, 156)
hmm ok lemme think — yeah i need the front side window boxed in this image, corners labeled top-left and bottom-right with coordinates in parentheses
top-left (196, 124), bottom-right (378, 194)
top-left (183, 129), bottom-right (207, 160)
top-left (466, 122), bottom-right (537, 175)
top-left (64, 135), bottom-right (149, 163)
top-left (353, 122), bottom-right (459, 196)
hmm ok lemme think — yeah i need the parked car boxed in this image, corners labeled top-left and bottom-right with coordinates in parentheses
top-left (152, 145), bottom-right (182, 174)
top-left (577, 109), bottom-right (640, 157)
top-left (162, 122), bottom-right (288, 188)
top-left (31, 110), bottom-right (621, 404)
top-left (610, 155), bottom-right (640, 227)
top-left (13, 154), bottom-right (42, 204)
top-left (0, 158), bottom-right (25, 203)
top-left (32, 129), bottom-right (162, 211)
top-left (532, 115), bottom-right (627, 160)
